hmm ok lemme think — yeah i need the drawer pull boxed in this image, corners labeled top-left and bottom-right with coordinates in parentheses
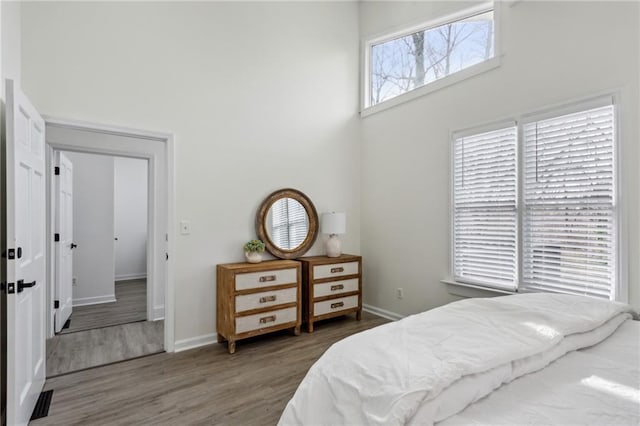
top-left (259, 295), bottom-right (277, 303)
top-left (259, 315), bottom-right (276, 324)
top-left (330, 284), bottom-right (344, 291)
top-left (259, 275), bottom-right (276, 283)
top-left (331, 302), bottom-right (344, 309)
top-left (330, 267), bottom-right (344, 274)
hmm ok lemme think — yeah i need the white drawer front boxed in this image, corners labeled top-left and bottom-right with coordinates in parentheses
top-left (314, 278), bottom-right (359, 298)
top-left (314, 295), bottom-right (358, 316)
top-left (235, 287), bottom-right (297, 313)
top-left (235, 307), bottom-right (297, 334)
top-left (313, 261), bottom-right (359, 280)
top-left (235, 268), bottom-right (297, 291)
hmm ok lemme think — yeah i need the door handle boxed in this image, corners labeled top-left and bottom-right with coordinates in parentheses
top-left (70, 243), bottom-right (78, 249)
top-left (17, 279), bottom-right (36, 293)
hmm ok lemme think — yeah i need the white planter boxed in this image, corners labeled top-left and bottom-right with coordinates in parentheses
top-left (245, 251), bottom-right (263, 264)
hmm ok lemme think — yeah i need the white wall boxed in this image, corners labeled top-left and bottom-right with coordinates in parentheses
top-left (359, 1), bottom-right (640, 314)
top-left (21, 2), bottom-right (361, 344)
top-left (65, 151), bottom-right (116, 306)
top-left (1, 0), bottom-right (21, 92)
top-left (114, 157), bottom-right (148, 281)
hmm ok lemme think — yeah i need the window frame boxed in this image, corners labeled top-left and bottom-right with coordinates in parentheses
top-left (361, 1), bottom-right (501, 117)
top-left (448, 94), bottom-right (624, 302)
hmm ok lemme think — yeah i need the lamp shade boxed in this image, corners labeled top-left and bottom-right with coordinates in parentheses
top-left (321, 212), bottom-right (346, 235)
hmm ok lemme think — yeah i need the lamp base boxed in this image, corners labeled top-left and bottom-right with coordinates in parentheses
top-left (325, 235), bottom-right (342, 258)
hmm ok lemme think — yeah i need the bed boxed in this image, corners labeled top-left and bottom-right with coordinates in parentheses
top-left (279, 293), bottom-right (639, 425)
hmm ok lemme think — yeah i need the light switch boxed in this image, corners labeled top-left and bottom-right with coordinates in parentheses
top-left (180, 220), bottom-right (191, 235)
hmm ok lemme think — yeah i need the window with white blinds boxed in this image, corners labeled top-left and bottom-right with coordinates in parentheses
top-left (522, 104), bottom-right (616, 299)
top-left (453, 125), bottom-right (518, 290)
top-left (271, 198), bottom-right (309, 250)
top-left (451, 98), bottom-right (618, 300)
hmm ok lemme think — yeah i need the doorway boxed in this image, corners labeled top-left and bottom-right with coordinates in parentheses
top-left (54, 152), bottom-right (150, 334)
top-left (43, 118), bottom-right (174, 376)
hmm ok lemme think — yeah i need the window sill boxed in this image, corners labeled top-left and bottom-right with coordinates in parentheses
top-left (441, 279), bottom-right (515, 299)
top-left (361, 56), bottom-right (501, 118)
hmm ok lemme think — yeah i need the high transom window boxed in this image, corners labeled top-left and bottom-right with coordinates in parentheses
top-left (365, 4), bottom-right (495, 110)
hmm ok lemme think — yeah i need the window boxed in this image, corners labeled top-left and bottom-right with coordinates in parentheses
top-left (453, 125), bottom-right (518, 291)
top-left (270, 198), bottom-right (309, 250)
top-left (452, 98), bottom-right (618, 300)
top-left (522, 105), bottom-right (616, 299)
top-left (366, 4), bottom-right (495, 109)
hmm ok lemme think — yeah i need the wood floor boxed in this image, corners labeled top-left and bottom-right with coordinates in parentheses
top-left (33, 312), bottom-right (388, 426)
top-left (62, 279), bottom-right (147, 334)
top-left (46, 320), bottom-right (164, 377)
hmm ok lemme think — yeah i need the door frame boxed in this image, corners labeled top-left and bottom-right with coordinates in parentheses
top-left (44, 117), bottom-right (175, 352)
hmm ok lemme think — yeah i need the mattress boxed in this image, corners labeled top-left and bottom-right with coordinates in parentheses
top-left (435, 319), bottom-right (640, 426)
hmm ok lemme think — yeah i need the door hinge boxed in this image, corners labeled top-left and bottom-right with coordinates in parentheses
top-left (166, 253), bottom-right (169, 261)
top-left (54, 166), bottom-right (60, 175)
top-left (54, 233), bottom-right (60, 242)
top-left (54, 300), bottom-right (60, 309)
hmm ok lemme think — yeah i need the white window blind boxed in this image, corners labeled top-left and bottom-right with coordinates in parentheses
top-left (271, 198), bottom-right (309, 250)
top-left (453, 125), bottom-right (517, 290)
top-left (522, 104), bottom-right (616, 299)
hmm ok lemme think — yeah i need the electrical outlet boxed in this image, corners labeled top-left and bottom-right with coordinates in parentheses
top-left (396, 288), bottom-right (404, 299)
top-left (72, 277), bottom-right (77, 286)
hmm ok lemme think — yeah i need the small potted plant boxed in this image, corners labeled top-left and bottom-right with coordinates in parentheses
top-left (244, 239), bottom-right (266, 263)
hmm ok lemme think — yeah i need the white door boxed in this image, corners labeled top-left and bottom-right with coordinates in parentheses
top-left (54, 152), bottom-right (73, 332)
top-left (5, 79), bottom-right (47, 425)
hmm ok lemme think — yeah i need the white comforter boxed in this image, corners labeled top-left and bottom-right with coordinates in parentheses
top-left (279, 293), bottom-right (636, 426)
top-left (439, 319), bottom-right (640, 425)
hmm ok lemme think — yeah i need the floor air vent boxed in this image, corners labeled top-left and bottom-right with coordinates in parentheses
top-left (30, 389), bottom-right (54, 420)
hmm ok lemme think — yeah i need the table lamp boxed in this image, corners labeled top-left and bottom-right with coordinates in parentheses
top-left (321, 212), bottom-right (346, 258)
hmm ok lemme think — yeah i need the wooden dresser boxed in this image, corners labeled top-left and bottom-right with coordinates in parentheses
top-left (216, 260), bottom-right (301, 353)
top-left (299, 254), bottom-right (362, 333)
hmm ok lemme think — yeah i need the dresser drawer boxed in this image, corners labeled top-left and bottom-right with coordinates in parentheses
top-left (235, 287), bottom-right (297, 313)
top-left (235, 268), bottom-right (297, 291)
top-left (235, 307), bottom-right (297, 334)
top-left (314, 295), bottom-right (358, 316)
top-left (314, 278), bottom-right (359, 298)
top-left (313, 261), bottom-right (359, 280)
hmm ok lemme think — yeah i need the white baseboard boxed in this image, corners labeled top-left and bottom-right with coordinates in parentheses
top-left (73, 295), bottom-right (116, 307)
top-left (363, 304), bottom-right (405, 321)
top-left (115, 273), bottom-right (147, 282)
top-left (152, 305), bottom-right (165, 321)
top-left (174, 333), bottom-right (218, 353)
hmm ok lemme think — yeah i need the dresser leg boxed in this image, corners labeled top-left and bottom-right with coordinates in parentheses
top-left (356, 309), bottom-right (362, 321)
top-left (228, 340), bottom-right (236, 354)
top-left (293, 325), bottom-right (301, 336)
top-left (307, 322), bottom-right (314, 333)
top-left (217, 333), bottom-right (226, 343)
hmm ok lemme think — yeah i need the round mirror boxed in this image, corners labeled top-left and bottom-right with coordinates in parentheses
top-left (256, 188), bottom-right (318, 259)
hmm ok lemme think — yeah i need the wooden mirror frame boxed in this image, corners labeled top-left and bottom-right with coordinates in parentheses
top-left (256, 188), bottom-right (319, 259)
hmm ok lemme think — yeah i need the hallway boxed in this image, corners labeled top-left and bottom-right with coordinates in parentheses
top-left (60, 279), bottom-right (147, 334)
top-left (47, 279), bottom-right (163, 377)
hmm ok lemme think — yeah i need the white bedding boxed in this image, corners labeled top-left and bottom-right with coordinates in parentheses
top-left (437, 319), bottom-right (640, 426)
top-left (279, 293), bottom-right (636, 426)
